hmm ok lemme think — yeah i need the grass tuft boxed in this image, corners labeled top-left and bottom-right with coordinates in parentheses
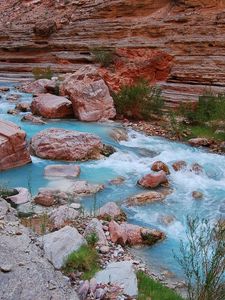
top-left (137, 271), bottom-right (184, 300)
top-left (63, 245), bottom-right (100, 280)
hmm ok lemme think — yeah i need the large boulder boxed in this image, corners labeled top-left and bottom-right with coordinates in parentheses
top-left (30, 128), bottom-right (104, 161)
top-left (60, 65), bottom-right (116, 122)
top-left (41, 226), bottom-right (86, 269)
top-left (188, 137), bottom-right (211, 147)
top-left (0, 120), bottom-right (31, 171)
top-left (31, 94), bottom-right (73, 118)
top-left (7, 188), bottom-right (31, 205)
top-left (138, 171), bottom-right (168, 188)
top-left (95, 261), bottom-right (138, 297)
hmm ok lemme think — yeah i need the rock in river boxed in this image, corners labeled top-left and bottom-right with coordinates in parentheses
top-left (30, 128), bottom-right (104, 161)
top-left (0, 120), bottom-right (31, 171)
top-left (31, 93), bottom-right (73, 118)
top-left (60, 65), bottom-right (116, 122)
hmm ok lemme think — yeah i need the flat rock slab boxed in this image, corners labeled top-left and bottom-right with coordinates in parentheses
top-left (95, 261), bottom-right (138, 297)
top-left (30, 128), bottom-right (103, 161)
top-left (0, 199), bottom-right (79, 300)
top-left (44, 164), bottom-right (81, 178)
top-left (41, 225), bottom-right (86, 269)
top-left (0, 120), bottom-right (31, 171)
top-left (7, 187), bottom-right (31, 205)
top-left (31, 93), bottom-right (73, 118)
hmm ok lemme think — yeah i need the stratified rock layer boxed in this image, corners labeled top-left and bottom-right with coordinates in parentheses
top-left (1, 1), bottom-right (225, 104)
top-left (0, 120), bottom-right (31, 171)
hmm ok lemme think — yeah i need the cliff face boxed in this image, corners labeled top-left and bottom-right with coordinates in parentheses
top-left (0, 0), bottom-right (225, 104)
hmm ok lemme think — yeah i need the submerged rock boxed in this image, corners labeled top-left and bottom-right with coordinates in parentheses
top-left (30, 128), bottom-right (104, 161)
top-left (190, 163), bottom-right (204, 175)
top-left (40, 225), bottom-right (86, 269)
top-left (60, 65), bottom-right (116, 122)
top-left (94, 261), bottom-right (138, 297)
top-left (31, 93), bottom-right (73, 118)
top-left (172, 160), bottom-right (187, 171)
top-left (138, 171), bottom-right (168, 188)
top-left (0, 120), bottom-right (31, 171)
top-left (109, 127), bottom-right (128, 142)
top-left (21, 113), bottom-right (46, 124)
top-left (44, 164), bottom-right (81, 178)
top-left (126, 191), bottom-right (166, 206)
top-left (15, 102), bottom-right (31, 112)
top-left (192, 191), bottom-right (204, 199)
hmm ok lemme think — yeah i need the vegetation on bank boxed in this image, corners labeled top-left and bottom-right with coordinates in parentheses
top-left (32, 66), bottom-right (53, 80)
top-left (175, 217), bottom-right (225, 300)
top-left (63, 244), bottom-right (100, 280)
top-left (137, 271), bottom-right (184, 300)
top-left (113, 79), bottom-right (164, 120)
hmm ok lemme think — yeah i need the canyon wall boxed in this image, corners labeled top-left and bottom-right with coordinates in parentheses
top-left (0, 0), bottom-right (225, 104)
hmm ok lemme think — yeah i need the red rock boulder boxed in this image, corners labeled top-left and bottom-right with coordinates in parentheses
top-left (138, 171), bottom-right (168, 188)
top-left (109, 221), bottom-right (165, 246)
top-left (151, 161), bottom-right (170, 174)
top-left (31, 93), bottom-right (73, 118)
top-left (30, 128), bottom-right (104, 161)
top-left (0, 120), bottom-right (31, 171)
top-left (60, 65), bottom-right (116, 122)
top-left (172, 160), bottom-right (187, 171)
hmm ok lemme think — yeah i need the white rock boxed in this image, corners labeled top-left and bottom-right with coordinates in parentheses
top-left (95, 261), bottom-right (138, 297)
top-left (41, 226), bottom-right (86, 269)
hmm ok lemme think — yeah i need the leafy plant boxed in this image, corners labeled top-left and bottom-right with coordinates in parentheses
top-left (32, 66), bottom-right (53, 80)
top-left (113, 79), bottom-right (164, 120)
top-left (91, 47), bottom-right (115, 67)
top-left (137, 271), bottom-right (184, 300)
top-left (175, 217), bottom-right (225, 300)
top-left (63, 245), bottom-right (100, 280)
top-left (168, 111), bottom-right (186, 140)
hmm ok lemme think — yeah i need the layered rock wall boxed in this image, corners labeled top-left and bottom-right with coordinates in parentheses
top-left (0, 0), bottom-right (225, 103)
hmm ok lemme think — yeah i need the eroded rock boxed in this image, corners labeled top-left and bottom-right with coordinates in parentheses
top-left (138, 171), bottom-right (168, 188)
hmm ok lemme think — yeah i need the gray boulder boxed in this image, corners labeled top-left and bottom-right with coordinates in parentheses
top-left (94, 261), bottom-right (138, 297)
top-left (41, 226), bottom-right (86, 269)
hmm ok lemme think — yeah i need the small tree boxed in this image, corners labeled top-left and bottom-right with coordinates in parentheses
top-left (175, 217), bottom-right (225, 300)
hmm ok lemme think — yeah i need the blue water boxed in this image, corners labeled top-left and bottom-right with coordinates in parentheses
top-left (1, 82), bottom-right (225, 276)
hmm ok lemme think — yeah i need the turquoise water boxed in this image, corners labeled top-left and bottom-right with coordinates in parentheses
top-left (1, 82), bottom-right (225, 276)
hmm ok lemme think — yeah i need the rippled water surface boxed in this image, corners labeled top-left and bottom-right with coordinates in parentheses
top-left (1, 82), bottom-right (225, 276)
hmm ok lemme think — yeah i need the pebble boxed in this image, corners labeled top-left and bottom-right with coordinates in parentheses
top-left (99, 246), bottom-right (110, 254)
top-left (70, 203), bottom-right (81, 210)
top-left (0, 263), bottom-right (13, 272)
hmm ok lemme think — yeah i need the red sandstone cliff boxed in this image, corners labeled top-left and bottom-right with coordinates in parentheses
top-left (0, 0), bottom-right (225, 104)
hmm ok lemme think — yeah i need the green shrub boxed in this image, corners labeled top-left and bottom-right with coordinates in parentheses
top-left (175, 217), bottom-right (225, 300)
top-left (91, 47), bottom-right (115, 67)
top-left (179, 92), bottom-right (225, 125)
top-left (137, 271), bottom-right (184, 300)
top-left (63, 245), bottom-right (100, 280)
top-left (113, 79), bottom-right (164, 120)
top-left (32, 66), bottom-right (53, 80)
